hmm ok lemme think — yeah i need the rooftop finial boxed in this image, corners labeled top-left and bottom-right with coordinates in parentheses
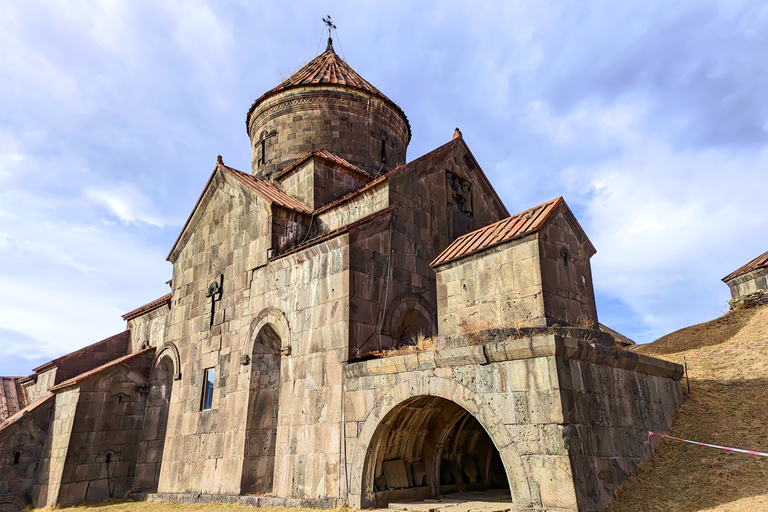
top-left (322, 15), bottom-right (336, 51)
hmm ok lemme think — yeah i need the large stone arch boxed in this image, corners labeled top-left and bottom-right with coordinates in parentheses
top-left (347, 376), bottom-right (532, 509)
top-left (245, 307), bottom-right (292, 356)
top-left (152, 342), bottom-right (181, 380)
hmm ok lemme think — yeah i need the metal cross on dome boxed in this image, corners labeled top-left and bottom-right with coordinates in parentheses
top-left (322, 15), bottom-right (336, 50)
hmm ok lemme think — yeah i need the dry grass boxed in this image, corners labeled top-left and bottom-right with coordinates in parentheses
top-left (606, 304), bottom-right (768, 512)
top-left (381, 332), bottom-right (436, 357)
top-left (30, 500), bottom-right (337, 512)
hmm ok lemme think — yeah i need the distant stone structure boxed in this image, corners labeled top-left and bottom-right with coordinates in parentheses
top-left (0, 40), bottom-right (682, 512)
top-left (723, 250), bottom-right (768, 310)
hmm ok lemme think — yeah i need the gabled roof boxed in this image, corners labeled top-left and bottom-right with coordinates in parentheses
top-left (122, 293), bottom-right (172, 321)
top-left (722, 249), bottom-right (768, 282)
top-left (246, 46), bottom-right (410, 142)
top-left (33, 331), bottom-right (130, 374)
top-left (49, 347), bottom-right (155, 392)
top-left (387, 136), bottom-right (509, 218)
top-left (221, 161), bottom-right (311, 213)
top-left (274, 149), bottom-right (371, 182)
top-left (431, 196), bottom-right (594, 267)
top-left (167, 157), bottom-right (311, 262)
top-left (0, 394), bottom-right (53, 432)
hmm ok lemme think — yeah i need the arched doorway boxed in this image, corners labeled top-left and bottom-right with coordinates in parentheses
top-left (362, 396), bottom-right (510, 508)
top-left (385, 295), bottom-right (436, 347)
top-left (240, 323), bottom-right (282, 494)
top-left (134, 354), bottom-right (174, 492)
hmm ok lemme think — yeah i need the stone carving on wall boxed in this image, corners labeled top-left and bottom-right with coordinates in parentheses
top-left (445, 167), bottom-right (473, 216)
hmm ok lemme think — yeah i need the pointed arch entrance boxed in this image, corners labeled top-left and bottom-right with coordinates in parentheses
top-left (360, 396), bottom-right (509, 507)
top-left (240, 321), bottom-right (282, 494)
top-left (134, 347), bottom-right (177, 492)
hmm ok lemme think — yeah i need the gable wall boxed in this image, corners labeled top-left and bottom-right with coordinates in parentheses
top-left (55, 357), bottom-right (152, 506)
top-left (127, 306), bottom-right (170, 353)
top-left (435, 235), bottom-right (544, 336)
top-left (368, 143), bottom-right (509, 350)
top-left (538, 208), bottom-right (598, 327)
top-left (159, 180), bottom-right (271, 495)
top-left (0, 400), bottom-right (53, 499)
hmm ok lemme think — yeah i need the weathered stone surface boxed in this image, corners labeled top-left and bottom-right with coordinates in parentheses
top-left (0, 42), bottom-right (686, 512)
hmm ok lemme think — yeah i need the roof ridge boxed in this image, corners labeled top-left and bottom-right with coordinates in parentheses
top-left (431, 197), bottom-right (569, 268)
top-left (49, 347), bottom-right (155, 392)
top-left (122, 292), bottom-right (172, 321)
top-left (722, 249), bottom-right (768, 282)
top-left (245, 48), bottom-right (410, 142)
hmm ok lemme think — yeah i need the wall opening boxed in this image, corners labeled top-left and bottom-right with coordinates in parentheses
top-left (134, 355), bottom-right (174, 492)
top-left (240, 323), bottom-right (282, 494)
top-left (13, 450), bottom-right (21, 465)
top-left (392, 308), bottom-right (432, 346)
top-left (362, 396), bottom-right (510, 508)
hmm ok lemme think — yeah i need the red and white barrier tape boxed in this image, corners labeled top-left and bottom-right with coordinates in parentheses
top-left (648, 431), bottom-right (768, 457)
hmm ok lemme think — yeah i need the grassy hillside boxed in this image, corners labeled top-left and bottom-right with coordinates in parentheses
top-left (606, 304), bottom-right (768, 512)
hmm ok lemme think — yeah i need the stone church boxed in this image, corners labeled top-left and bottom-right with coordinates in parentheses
top-left (0, 39), bottom-right (684, 512)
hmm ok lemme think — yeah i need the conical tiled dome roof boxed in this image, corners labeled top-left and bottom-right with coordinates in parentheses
top-left (246, 45), bottom-right (410, 141)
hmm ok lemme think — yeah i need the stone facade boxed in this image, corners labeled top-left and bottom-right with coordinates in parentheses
top-left (0, 43), bottom-right (683, 512)
top-left (723, 250), bottom-right (768, 309)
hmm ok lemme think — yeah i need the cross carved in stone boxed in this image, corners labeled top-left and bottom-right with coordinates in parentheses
top-left (206, 276), bottom-right (223, 328)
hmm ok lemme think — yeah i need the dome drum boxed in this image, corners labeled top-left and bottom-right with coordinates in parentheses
top-left (248, 86), bottom-right (409, 178)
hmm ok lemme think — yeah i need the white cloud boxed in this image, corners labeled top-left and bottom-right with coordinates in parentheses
top-left (0, 233), bottom-right (9, 250)
top-left (85, 185), bottom-right (171, 227)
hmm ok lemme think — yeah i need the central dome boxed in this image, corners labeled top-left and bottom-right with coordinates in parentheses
top-left (246, 44), bottom-right (411, 178)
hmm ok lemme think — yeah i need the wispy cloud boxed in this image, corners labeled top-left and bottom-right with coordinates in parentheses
top-left (0, 0), bottom-right (766, 374)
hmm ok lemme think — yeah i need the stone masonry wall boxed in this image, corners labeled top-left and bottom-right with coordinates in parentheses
top-left (21, 370), bottom-right (56, 407)
top-left (276, 158), bottom-right (369, 211)
top-left (249, 88), bottom-right (409, 178)
top-left (128, 306), bottom-right (170, 353)
top-left (726, 267), bottom-right (768, 300)
top-left (537, 207), bottom-right (598, 328)
top-left (435, 235), bottom-right (544, 336)
top-left (0, 378), bottom-right (22, 422)
top-left (48, 332), bottom-right (131, 385)
top-left (33, 388), bottom-right (79, 507)
top-left (341, 334), bottom-right (683, 511)
top-left (160, 177), bottom-right (272, 496)
top-left (0, 399), bottom-right (53, 499)
top-left (348, 140), bottom-right (509, 354)
top-left (560, 356), bottom-right (683, 511)
top-left (55, 358), bottom-right (153, 505)
top-left (253, 236), bottom-right (350, 500)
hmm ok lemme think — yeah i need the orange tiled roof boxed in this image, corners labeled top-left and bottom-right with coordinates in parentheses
top-left (722, 249), bottom-right (768, 282)
top-left (431, 197), bottom-right (567, 267)
top-left (274, 149), bottom-right (371, 181)
top-left (246, 47), bottom-right (410, 142)
top-left (49, 347), bottom-right (155, 392)
top-left (122, 293), bottom-right (172, 321)
top-left (220, 162), bottom-right (312, 214)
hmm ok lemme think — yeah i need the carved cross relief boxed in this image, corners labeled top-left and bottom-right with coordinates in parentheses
top-left (206, 275), bottom-right (223, 328)
top-left (445, 167), bottom-right (473, 216)
top-left (256, 129), bottom-right (277, 166)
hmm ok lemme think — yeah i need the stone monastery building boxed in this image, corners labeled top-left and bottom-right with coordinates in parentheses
top-left (0, 40), bottom-right (684, 512)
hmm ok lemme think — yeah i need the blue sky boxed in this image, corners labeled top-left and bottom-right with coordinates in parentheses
top-left (1, 1), bottom-right (767, 376)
